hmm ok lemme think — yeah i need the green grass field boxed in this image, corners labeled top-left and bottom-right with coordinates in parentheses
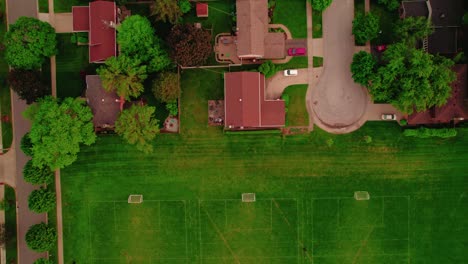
top-left (61, 69), bottom-right (468, 263)
top-left (273, 0), bottom-right (307, 38)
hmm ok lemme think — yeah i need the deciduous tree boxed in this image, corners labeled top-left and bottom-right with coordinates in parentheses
top-left (115, 105), bottom-right (159, 154)
top-left (117, 15), bottom-right (171, 72)
top-left (179, 0), bottom-right (192, 14)
top-left (97, 55), bottom-right (148, 110)
top-left (151, 0), bottom-right (182, 24)
top-left (368, 43), bottom-right (456, 114)
top-left (28, 188), bottom-right (56, 213)
top-left (350, 51), bottom-right (377, 86)
top-left (377, 0), bottom-right (401, 11)
top-left (394, 16), bottom-right (433, 46)
top-left (23, 160), bottom-right (54, 185)
top-left (20, 133), bottom-right (34, 157)
top-left (258, 60), bottom-right (278, 78)
top-left (352, 12), bottom-right (380, 45)
top-left (25, 223), bottom-right (57, 252)
top-left (167, 24), bottom-right (212, 67)
top-left (34, 259), bottom-right (54, 264)
top-left (8, 69), bottom-right (49, 104)
top-left (152, 72), bottom-right (180, 102)
top-left (309, 0), bottom-right (333, 11)
top-left (4, 17), bottom-right (56, 69)
top-left (24, 96), bottom-right (96, 170)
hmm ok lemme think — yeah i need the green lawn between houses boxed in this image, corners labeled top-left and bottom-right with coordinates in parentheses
top-left (283, 84), bottom-right (309, 127)
top-left (272, 0), bottom-right (307, 38)
top-left (61, 69), bottom-right (468, 263)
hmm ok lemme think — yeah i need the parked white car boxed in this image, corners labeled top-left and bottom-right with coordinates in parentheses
top-left (284, 69), bottom-right (298, 76)
top-left (381, 114), bottom-right (397, 120)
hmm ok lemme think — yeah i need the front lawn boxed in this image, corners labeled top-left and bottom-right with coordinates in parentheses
top-left (272, 0), bottom-right (307, 38)
top-left (283, 85), bottom-right (309, 126)
top-left (370, 0), bottom-right (399, 45)
top-left (61, 68), bottom-right (468, 263)
top-left (55, 34), bottom-right (92, 98)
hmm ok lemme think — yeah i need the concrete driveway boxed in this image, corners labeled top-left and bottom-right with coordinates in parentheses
top-left (265, 69), bottom-right (308, 99)
top-left (308, 0), bottom-right (369, 132)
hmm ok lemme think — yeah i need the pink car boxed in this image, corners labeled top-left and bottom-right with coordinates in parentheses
top-left (288, 48), bottom-right (306, 56)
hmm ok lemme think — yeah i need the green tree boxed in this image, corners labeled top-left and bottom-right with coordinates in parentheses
top-left (352, 12), bottom-right (380, 45)
top-left (310, 0), bottom-right (333, 11)
top-left (394, 16), bottom-right (433, 46)
top-left (21, 133), bottom-right (34, 157)
top-left (23, 160), bottom-right (54, 185)
top-left (377, 0), bottom-right (401, 11)
top-left (368, 43), bottom-right (456, 114)
top-left (4, 17), bottom-right (56, 69)
top-left (152, 72), bottom-right (180, 103)
top-left (34, 258), bottom-right (54, 264)
top-left (25, 223), bottom-right (57, 252)
top-left (97, 55), bottom-right (148, 110)
top-left (258, 60), bottom-right (278, 78)
top-left (117, 15), bottom-right (171, 72)
top-left (24, 96), bottom-right (96, 170)
top-left (115, 105), bottom-right (160, 154)
top-left (167, 24), bottom-right (212, 67)
top-left (28, 188), bottom-right (56, 213)
top-left (151, 0), bottom-right (182, 24)
top-left (179, 0), bottom-right (192, 14)
top-left (350, 51), bottom-right (377, 86)
top-left (8, 69), bottom-right (49, 104)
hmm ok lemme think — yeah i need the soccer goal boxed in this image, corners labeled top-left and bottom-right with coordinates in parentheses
top-left (128, 194), bottom-right (143, 204)
top-left (242, 193), bottom-right (256, 202)
top-left (354, 191), bottom-right (370, 200)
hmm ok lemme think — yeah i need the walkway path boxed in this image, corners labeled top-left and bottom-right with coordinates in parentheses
top-left (307, 0), bottom-right (369, 133)
top-left (4, 0), bottom-right (48, 262)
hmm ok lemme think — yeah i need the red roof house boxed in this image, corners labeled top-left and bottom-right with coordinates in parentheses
top-left (72, 1), bottom-right (117, 63)
top-left (224, 72), bottom-right (285, 129)
top-left (408, 64), bottom-right (468, 125)
top-left (196, 3), bottom-right (208, 17)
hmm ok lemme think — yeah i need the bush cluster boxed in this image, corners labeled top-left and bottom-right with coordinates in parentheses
top-left (258, 60), bottom-right (278, 78)
top-left (23, 160), bottom-right (54, 185)
top-left (403, 127), bottom-right (457, 139)
top-left (25, 223), bottom-right (57, 252)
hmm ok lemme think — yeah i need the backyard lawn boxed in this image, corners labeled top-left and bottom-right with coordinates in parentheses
top-left (273, 0), bottom-right (307, 38)
top-left (61, 69), bottom-right (468, 263)
top-left (283, 85), bottom-right (309, 126)
top-left (55, 34), bottom-right (92, 99)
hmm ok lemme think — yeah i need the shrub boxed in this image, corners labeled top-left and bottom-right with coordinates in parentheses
top-left (310, 0), bottom-right (333, 11)
top-left (166, 100), bottom-right (178, 116)
top-left (399, 119), bottom-right (407, 126)
top-left (326, 138), bottom-right (334, 147)
top-left (25, 223), bottom-right (57, 252)
top-left (23, 160), bottom-right (54, 185)
top-left (403, 127), bottom-right (457, 138)
top-left (363, 135), bottom-right (372, 144)
top-left (352, 12), bottom-right (379, 45)
top-left (34, 258), bottom-right (54, 264)
top-left (28, 188), bottom-right (56, 213)
top-left (179, 0), bottom-right (191, 14)
top-left (258, 60), bottom-right (278, 78)
top-left (152, 72), bottom-right (180, 103)
top-left (21, 133), bottom-right (34, 157)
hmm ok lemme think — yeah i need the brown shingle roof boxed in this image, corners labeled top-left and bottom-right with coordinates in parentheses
top-left (408, 64), bottom-right (468, 125)
top-left (236, 0), bottom-right (268, 58)
top-left (264, 33), bottom-right (286, 59)
top-left (224, 72), bottom-right (285, 128)
top-left (85, 75), bottom-right (121, 128)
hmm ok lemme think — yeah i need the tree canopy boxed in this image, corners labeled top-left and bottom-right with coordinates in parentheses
top-left (115, 105), bottom-right (159, 154)
top-left (377, 0), bottom-right (401, 11)
top-left (4, 17), bottom-right (56, 69)
top-left (368, 43), bottom-right (456, 114)
top-left (394, 16), bottom-right (433, 46)
top-left (34, 258), bottom-right (54, 264)
top-left (21, 133), bottom-right (34, 157)
top-left (352, 12), bottom-right (380, 45)
top-left (151, 0), bottom-right (182, 24)
top-left (179, 0), bottom-right (192, 14)
top-left (23, 160), bottom-right (54, 185)
top-left (24, 96), bottom-right (96, 170)
top-left (117, 15), bottom-right (171, 72)
top-left (25, 223), bottom-right (57, 252)
top-left (167, 24), bottom-right (212, 67)
top-left (258, 60), bottom-right (278, 78)
top-left (97, 55), bottom-right (148, 110)
top-left (351, 51), bottom-right (377, 86)
top-left (28, 188), bottom-right (56, 213)
top-left (310, 0), bottom-right (333, 11)
top-left (152, 72), bottom-right (180, 103)
top-left (8, 69), bottom-right (49, 104)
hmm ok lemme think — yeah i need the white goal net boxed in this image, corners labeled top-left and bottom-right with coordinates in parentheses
top-left (128, 194), bottom-right (143, 204)
top-left (354, 191), bottom-right (370, 201)
top-left (242, 193), bottom-right (256, 202)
